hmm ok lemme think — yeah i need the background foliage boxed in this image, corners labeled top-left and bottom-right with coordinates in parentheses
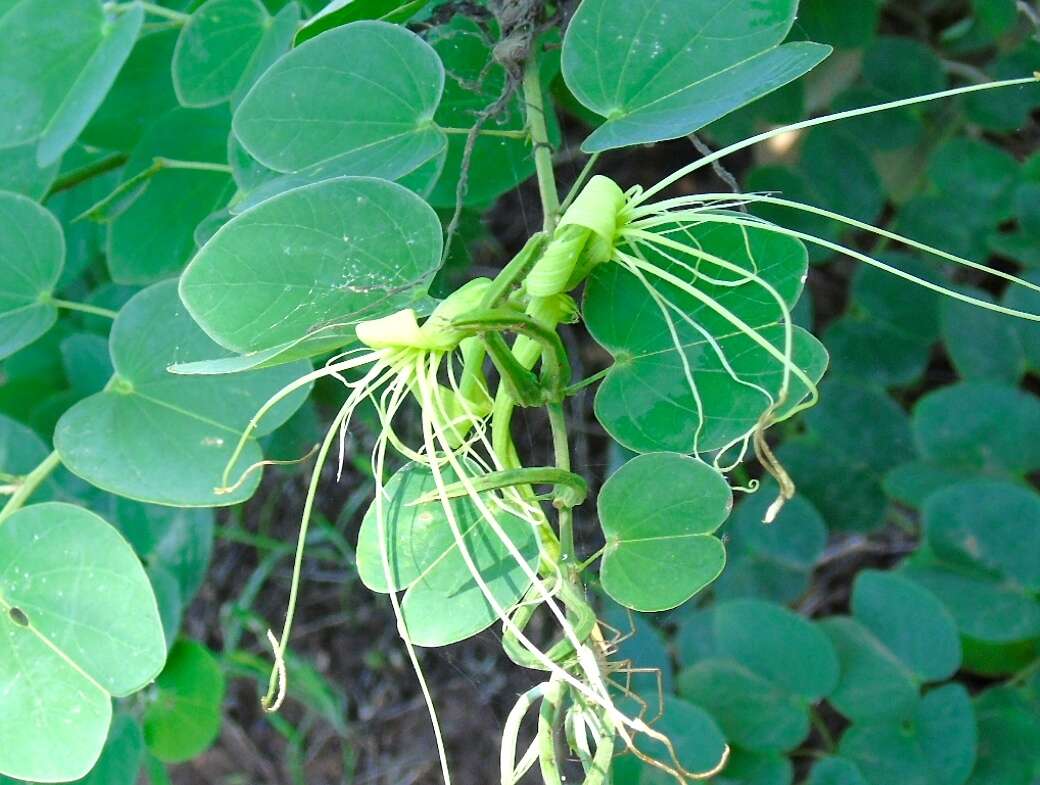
top-left (0, 0), bottom-right (1039, 784)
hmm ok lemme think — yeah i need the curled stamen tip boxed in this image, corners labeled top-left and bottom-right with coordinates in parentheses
top-left (262, 629), bottom-right (288, 714)
top-left (763, 495), bottom-right (785, 524)
top-left (692, 744), bottom-right (731, 780)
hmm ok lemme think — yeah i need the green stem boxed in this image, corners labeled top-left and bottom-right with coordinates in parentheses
top-left (79, 156), bottom-right (231, 222)
top-left (454, 309), bottom-right (571, 393)
top-left (47, 152), bottom-right (128, 197)
top-left (575, 546), bottom-right (605, 573)
top-left (547, 403), bottom-right (575, 570)
top-left (107, 1), bottom-right (189, 22)
top-left (481, 233), bottom-right (548, 308)
top-left (483, 332), bottom-right (545, 406)
top-left (0, 451), bottom-right (61, 525)
top-left (49, 298), bottom-right (118, 320)
top-left (559, 152), bottom-right (601, 214)
top-left (1007, 655), bottom-right (1040, 687)
top-left (563, 368), bottom-right (609, 396)
top-left (413, 466), bottom-right (588, 508)
top-left (522, 48), bottom-right (560, 233)
top-left (440, 126), bottom-right (528, 140)
top-left (537, 681), bottom-right (566, 785)
top-left (154, 157), bottom-right (233, 174)
top-left (810, 708), bottom-right (836, 752)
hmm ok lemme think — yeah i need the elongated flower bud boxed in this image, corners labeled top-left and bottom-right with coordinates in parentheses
top-left (525, 175), bottom-right (627, 297)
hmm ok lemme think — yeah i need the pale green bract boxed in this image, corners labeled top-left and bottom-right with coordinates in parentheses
top-left (0, 503), bottom-right (165, 782)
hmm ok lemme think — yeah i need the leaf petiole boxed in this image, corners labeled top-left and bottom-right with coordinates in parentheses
top-left (440, 126), bottom-right (528, 140)
top-left (0, 451), bottom-right (62, 525)
top-left (48, 298), bottom-right (118, 320)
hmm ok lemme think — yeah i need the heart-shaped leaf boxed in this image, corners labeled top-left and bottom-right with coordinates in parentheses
top-left (679, 658), bottom-right (809, 751)
top-left (143, 639), bottom-right (225, 763)
top-left (179, 176), bottom-right (442, 362)
top-left (0, 191), bottom-right (64, 360)
top-left (561, 0), bottom-right (830, 151)
top-left (356, 462), bottom-right (539, 647)
top-left (172, 0), bottom-right (287, 109)
top-left (233, 21), bottom-right (446, 181)
top-left (0, 502), bottom-right (165, 782)
top-left (914, 382), bottom-right (1040, 476)
top-left (54, 280), bottom-right (311, 506)
top-left (598, 452), bottom-right (730, 612)
top-left (839, 684), bottom-right (977, 785)
top-left (0, 0), bottom-right (143, 164)
top-left (898, 480), bottom-right (1040, 661)
top-left (714, 599), bottom-right (839, 701)
top-left (584, 221), bottom-right (827, 455)
top-left (820, 616), bottom-right (919, 724)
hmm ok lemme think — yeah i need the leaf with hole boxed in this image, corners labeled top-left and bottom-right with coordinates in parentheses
top-left (0, 502), bottom-right (165, 782)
